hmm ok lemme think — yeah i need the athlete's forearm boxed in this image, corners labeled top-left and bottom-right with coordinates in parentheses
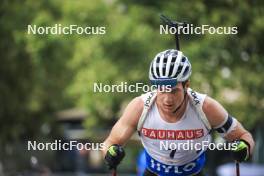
top-left (225, 122), bottom-right (255, 155)
top-left (102, 97), bottom-right (143, 157)
top-left (102, 120), bottom-right (135, 156)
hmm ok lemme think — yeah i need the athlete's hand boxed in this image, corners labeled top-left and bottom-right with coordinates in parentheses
top-left (105, 144), bottom-right (125, 170)
top-left (231, 140), bottom-right (250, 162)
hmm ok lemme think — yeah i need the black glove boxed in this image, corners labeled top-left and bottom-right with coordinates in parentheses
top-left (105, 144), bottom-right (125, 170)
top-left (231, 140), bottom-right (250, 162)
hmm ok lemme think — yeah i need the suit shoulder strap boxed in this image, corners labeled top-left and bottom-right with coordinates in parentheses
top-left (137, 91), bottom-right (157, 132)
top-left (187, 88), bottom-right (212, 131)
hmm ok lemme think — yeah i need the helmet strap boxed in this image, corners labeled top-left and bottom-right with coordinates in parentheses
top-left (173, 83), bottom-right (187, 114)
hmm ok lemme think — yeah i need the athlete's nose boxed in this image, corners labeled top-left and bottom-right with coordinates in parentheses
top-left (163, 94), bottom-right (174, 104)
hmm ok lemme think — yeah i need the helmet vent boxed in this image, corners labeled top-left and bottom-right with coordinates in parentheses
top-left (156, 67), bottom-right (160, 77)
top-left (168, 63), bottom-right (174, 77)
top-left (183, 66), bottom-right (189, 77)
top-left (156, 57), bottom-right (160, 63)
top-left (172, 57), bottom-right (177, 63)
top-left (151, 64), bottom-right (156, 79)
top-left (162, 66), bottom-right (166, 76)
top-left (175, 65), bottom-right (183, 77)
top-left (182, 56), bottom-right (186, 62)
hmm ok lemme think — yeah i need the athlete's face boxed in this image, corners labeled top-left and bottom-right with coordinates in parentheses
top-left (157, 82), bottom-right (188, 113)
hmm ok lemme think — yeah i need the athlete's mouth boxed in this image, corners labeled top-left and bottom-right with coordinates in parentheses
top-left (164, 104), bottom-right (173, 108)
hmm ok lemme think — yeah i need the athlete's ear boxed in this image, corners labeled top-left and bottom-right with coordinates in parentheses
top-left (185, 80), bottom-right (190, 88)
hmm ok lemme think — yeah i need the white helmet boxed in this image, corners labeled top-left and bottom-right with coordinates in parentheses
top-left (149, 49), bottom-right (192, 87)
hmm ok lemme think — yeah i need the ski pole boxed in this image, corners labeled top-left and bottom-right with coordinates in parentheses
top-left (236, 161), bottom-right (240, 176)
top-left (112, 167), bottom-right (117, 176)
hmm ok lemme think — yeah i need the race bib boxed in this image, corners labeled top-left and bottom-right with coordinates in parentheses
top-left (145, 151), bottom-right (206, 176)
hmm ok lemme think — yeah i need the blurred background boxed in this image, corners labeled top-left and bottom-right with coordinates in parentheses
top-left (0, 0), bottom-right (264, 175)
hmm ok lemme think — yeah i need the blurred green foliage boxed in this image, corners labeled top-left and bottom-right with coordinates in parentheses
top-left (0, 0), bottom-right (264, 144)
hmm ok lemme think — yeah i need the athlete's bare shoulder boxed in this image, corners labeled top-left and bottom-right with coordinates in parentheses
top-left (202, 96), bottom-right (228, 128)
top-left (119, 96), bottom-right (144, 129)
top-left (103, 96), bottom-right (144, 149)
top-left (126, 96), bottom-right (144, 116)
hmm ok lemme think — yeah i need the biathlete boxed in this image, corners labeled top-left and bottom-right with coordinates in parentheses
top-left (103, 49), bottom-right (255, 176)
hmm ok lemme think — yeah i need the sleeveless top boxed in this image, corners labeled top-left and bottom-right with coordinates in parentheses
top-left (139, 89), bottom-right (211, 175)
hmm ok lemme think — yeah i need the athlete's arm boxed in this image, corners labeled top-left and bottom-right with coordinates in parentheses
top-left (202, 96), bottom-right (255, 155)
top-left (103, 96), bottom-right (144, 155)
